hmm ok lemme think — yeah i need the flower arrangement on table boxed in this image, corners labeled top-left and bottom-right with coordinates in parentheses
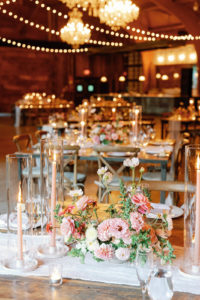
top-left (90, 122), bottom-right (128, 145)
top-left (53, 158), bottom-right (175, 264)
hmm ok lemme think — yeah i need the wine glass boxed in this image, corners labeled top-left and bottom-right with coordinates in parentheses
top-left (148, 264), bottom-right (173, 300)
top-left (135, 248), bottom-right (154, 300)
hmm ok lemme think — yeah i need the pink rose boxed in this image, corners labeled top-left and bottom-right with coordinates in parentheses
top-left (131, 193), bottom-right (151, 214)
top-left (60, 217), bottom-right (75, 238)
top-left (130, 212), bottom-right (144, 233)
top-left (109, 218), bottom-right (130, 240)
top-left (97, 219), bottom-right (112, 241)
top-left (111, 133), bottom-right (119, 141)
top-left (106, 124), bottom-right (112, 131)
top-left (76, 196), bottom-right (95, 211)
top-left (92, 135), bottom-right (100, 144)
top-left (94, 243), bottom-right (114, 260)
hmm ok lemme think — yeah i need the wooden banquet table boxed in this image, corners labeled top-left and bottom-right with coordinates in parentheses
top-left (0, 274), bottom-right (198, 300)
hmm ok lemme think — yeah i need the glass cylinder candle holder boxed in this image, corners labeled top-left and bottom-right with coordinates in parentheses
top-left (5, 154), bottom-right (38, 271)
top-left (37, 138), bottom-right (66, 258)
top-left (6, 154), bottom-right (33, 235)
top-left (130, 105), bottom-right (142, 144)
top-left (49, 263), bottom-right (62, 286)
top-left (181, 145), bottom-right (200, 276)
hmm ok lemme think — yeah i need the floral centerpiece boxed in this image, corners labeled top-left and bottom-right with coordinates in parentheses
top-left (90, 122), bottom-right (128, 145)
top-left (52, 158), bottom-right (175, 264)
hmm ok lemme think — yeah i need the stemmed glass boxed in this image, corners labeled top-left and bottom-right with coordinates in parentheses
top-left (135, 248), bottom-right (154, 300)
top-left (148, 263), bottom-right (173, 300)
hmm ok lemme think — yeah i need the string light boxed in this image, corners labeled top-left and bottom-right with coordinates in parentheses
top-left (0, 0), bottom-right (159, 42)
top-left (29, 0), bottom-right (68, 19)
top-left (0, 35), bottom-right (89, 53)
top-left (0, 4), bottom-right (123, 46)
top-left (3, 0), bottom-right (200, 42)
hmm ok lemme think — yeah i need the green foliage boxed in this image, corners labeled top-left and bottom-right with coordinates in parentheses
top-left (68, 248), bottom-right (85, 264)
top-left (106, 204), bottom-right (118, 218)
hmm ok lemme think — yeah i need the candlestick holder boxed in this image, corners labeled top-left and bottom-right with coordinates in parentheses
top-left (5, 154), bottom-right (38, 271)
top-left (129, 105), bottom-right (142, 145)
top-left (180, 145), bottom-right (200, 277)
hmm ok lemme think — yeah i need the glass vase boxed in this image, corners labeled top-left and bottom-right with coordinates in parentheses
top-left (181, 145), bottom-right (200, 276)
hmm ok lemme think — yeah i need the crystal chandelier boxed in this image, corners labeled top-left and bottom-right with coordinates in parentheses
top-left (99, 0), bottom-right (139, 31)
top-left (60, 8), bottom-right (91, 48)
top-left (60, 0), bottom-right (101, 16)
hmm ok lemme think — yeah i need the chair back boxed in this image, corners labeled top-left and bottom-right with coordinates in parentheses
top-left (13, 134), bottom-right (32, 152)
top-left (143, 180), bottom-right (187, 193)
top-left (35, 130), bottom-right (49, 142)
top-left (63, 145), bottom-right (80, 189)
top-left (94, 145), bottom-right (140, 181)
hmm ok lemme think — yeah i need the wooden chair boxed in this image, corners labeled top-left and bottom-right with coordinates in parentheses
top-left (63, 145), bottom-right (86, 193)
top-left (35, 130), bottom-right (49, 142)
top-left (99, 180), bottom-right (194, 203)
top-left (13, 134), bottom-right (33, 152)
top-left (94, 145), bottom-right (140, 202)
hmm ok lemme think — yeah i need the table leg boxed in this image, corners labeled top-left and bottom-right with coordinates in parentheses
top-left (160, 162), bottom-right (167, 204)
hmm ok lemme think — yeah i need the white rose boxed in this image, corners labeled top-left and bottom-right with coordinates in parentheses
top-left (69, 189), bottom-right (83, 197)
top-left (86, 240), bottom-right (99, 252)
top-left (76, 241), bottom-right (87, 255)
top-left (103, 172), bottom-right (113, 184)
top-left (97, 166), bottom-right (108, 176)
top-left (85, 226), bottom-right (98, 242)
top-left (100, 134), bottom-right (106, 141)
top-left (123, 157), bottom-right (139, 168)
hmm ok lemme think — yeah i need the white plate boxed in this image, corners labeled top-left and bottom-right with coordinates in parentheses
top-left (150, 140), bottom-right (173, 146)
top-left (147, 203), bottom-right (183, 219)
top-left (107, 152), bottom-right (131, 157)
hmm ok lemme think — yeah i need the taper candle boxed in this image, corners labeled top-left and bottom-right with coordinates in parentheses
top-left (50, 153), bottom-right (57, 248)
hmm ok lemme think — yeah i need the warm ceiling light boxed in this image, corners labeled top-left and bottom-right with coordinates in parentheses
top-left (100, 76), bottom-right (108, 82)
top-left (178, 53), bottom-right (186, 61)
top-left (189, 98), bottom-right (194, 105)
top-left (119, 75), bottom-right (126, 82)
top-left (168, 54), bottom-right (175, 62)
top-left (189, 52), bottom-right (197, 61)
top-left (161, 74), bottom-right (169, 80)
top-left (139, 75), bottom-right (145, 81)
top-left (60, 8), bottom-right (91, 48)
top-left (173, 73), bottom-right (179, 79)
top-left (157, 56), bottom-right (164, 63)
top-left (156, 73), bottom-right (161, 79)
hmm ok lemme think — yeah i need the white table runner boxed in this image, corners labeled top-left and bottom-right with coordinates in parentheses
top-left (0, 234), bottom-right (199, 295)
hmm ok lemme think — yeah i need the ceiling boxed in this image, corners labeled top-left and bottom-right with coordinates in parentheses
top-left (0, 0), bottom-right (199, 50)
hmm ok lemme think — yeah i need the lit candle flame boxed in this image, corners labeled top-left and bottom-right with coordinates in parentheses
top-left (135, 109), bottom-right (139, 115)
top-left (81, 108), bottom-right (85, 114)
top-left (81, 121), bottom-right (85, 126)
